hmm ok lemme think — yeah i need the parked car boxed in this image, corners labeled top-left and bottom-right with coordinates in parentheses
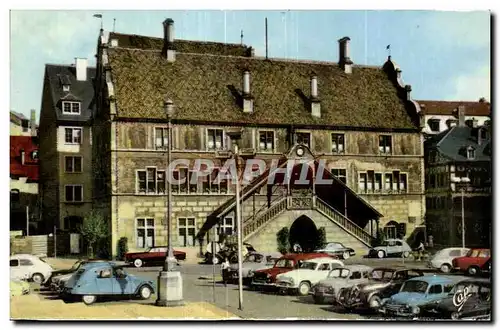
top-left (10, 280), bottom-right (30, 296)
top-left (223, 252), bottom-right (282, 284)
top-left (315, 242), bottom-right (356, 260)
top-left (378, 275), bottom-right (462, 318)
top-left (310, 265), bottom-right (373, 304)
top-left (368, 239), bottom-right (412, 259)
top-left (61, 262), bottom-right (155, 305)
top-left (427, 247), bottom-right (470, 273)
top-left (250, 253), bottom-right (331, 290)
top-left (124, 246), bottom-right (186, 268)
top-left (420, 277), bottom-right (491, 320)
top-left (275, 257), bottom-right (345, 296)
top-left (10, 254), bottom-right (53, 284)
top-left (44, 259), bottom-right (107, 288)
top-left (52, 260), bottom-right (113, 292)
top-left (452, 248), bottom-right (490, 276)
top-left (337, 267), bottom-right (426, 311)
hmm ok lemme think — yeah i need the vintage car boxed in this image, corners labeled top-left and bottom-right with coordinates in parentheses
top-left (275, 257), bottom-right (345, 296)
top-left (368, 239), bottom-right (412, 259)
top-left (51, 260), bottom-right (113, 292)
top-left (124, 246), bottom-right (186, 268)
top-left (223, 252), bottom-right (282, 284)
top-left (452, 248), bottom-right (490, 275)
top-left (10, 254), bottom-right (53, 284)
top-left (378, 275), bottom-right (463, 317)
top-left (10, 280), bottom-right (30, 296)
top-left (427, 247), bottom-right (470, 273)
top-left (337, 267), bottom-right (425, 310)
top-left (422, 277), bottom-right (491, 320)
top-left (61, 262), bottom-right (155, 305)
top-left (250, 252), bottom-right (331, 290)
top-left (314, 242), bottom-right (356, 260)
top-left (310, 264), bottom-right (373, 304)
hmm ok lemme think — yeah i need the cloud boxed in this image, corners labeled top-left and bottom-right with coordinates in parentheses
top-left (447, 65), bottom-right (490, 101)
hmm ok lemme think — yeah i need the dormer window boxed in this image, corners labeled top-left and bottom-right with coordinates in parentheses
top-left (62, 85), bottom-right (70, 92)
top-left (446, 119), bottom-right (458, 128)
top-left (465, 119), bottom-right (473, 128)
top-left (428, 119), bottom-right (440, 132)
top-left (466, 146), bottom-right (475, 160)
top-left (62, 101), bottom-right (81, 115)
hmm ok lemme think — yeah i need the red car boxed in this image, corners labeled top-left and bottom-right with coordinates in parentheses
top-left (125, 246), bottom-right (186, 268)
top-left (250, 253), bottom-right (331, 289)
top-left (452, 248), bottom-right (490, 276)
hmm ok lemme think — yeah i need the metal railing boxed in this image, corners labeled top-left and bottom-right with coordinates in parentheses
top-left (243, 197), bottom-right (288, 238)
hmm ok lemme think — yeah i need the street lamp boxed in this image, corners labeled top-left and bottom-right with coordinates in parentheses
top-left (458, 176), bottom-right (471, 248)
top-left (156, 97), bottom-right (184, 307)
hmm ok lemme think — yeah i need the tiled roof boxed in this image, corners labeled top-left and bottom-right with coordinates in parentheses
top-left (45, 64), bottom-right (97, 122)
top-left (108, 32), bottom-right (254, 57)
top-left (418, 100), bottom-right (491, 117)
top-left (10, 136), bottom-right (39, 181)
top-left (107, 46), bottom-right (418, 129)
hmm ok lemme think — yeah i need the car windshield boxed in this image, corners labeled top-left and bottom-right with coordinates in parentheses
top-left (328, 268), bottom-right (350, 278)
top-left (274, 259), bottom-right (294, 268)
top-left (299, 262), bottom-right (317, 270)
top-left (401, 280), bottom-right (428, 293)
top-left (371, 269), bottom-right (394, 280)
top-left (71, 261), bottom-right (83, 271)
top-left (244, 254), bottom-right (264, 263)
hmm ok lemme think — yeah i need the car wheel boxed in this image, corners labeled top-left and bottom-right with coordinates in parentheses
top-left (212, 256), bottom-right (219, 265)
top-left (440, 263), bottom-right (452, 273)
top-left (139, 285), bottom-right (152, 300)
top-left (313, 295), bottom-right (325, 304)
top-left (467, 266), bottom-right (479, 276)
top-left (369, 295), bottom-right (381, 308)
top-left (32, 273), bottom-right (44, 284)
top-left (82, 295), bottom-right (97, 305)
top-left (278, 288), bottom-right (287, 295)
top-left (377, 250), bottom-right (385, 259)
top-left (298, 281), bottom-right (311, 296)
top-left (342, 252), bottom-right (350, 260)
top-left (134, 259), bottom-right (143, 268)
top-left (403, 251), bottom-right (410, 258)
top-left (451, 312), bottom-right (460, 320)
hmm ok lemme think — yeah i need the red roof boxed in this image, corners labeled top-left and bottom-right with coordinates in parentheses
top-left (10, 136), bottom-right (39, 181)
top-left (418, 100), bottom-right (491, 117)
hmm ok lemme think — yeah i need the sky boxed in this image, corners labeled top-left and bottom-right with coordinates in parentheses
top-left (10, 10), bottom-right (491, 121)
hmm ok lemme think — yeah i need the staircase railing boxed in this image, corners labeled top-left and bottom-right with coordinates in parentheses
top-left (314, 197), bottom-right (373, 246)
top-left (243, 197), bottom-right (288, 238)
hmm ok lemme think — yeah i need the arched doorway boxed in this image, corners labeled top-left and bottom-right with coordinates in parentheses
top-left (289, 215), bottom-right (318, 253)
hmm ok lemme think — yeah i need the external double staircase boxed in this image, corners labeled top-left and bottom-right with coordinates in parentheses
top-left (241, 195), bottom-right (374, 247)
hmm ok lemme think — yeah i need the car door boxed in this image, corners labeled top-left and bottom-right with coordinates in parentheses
top-left (315, 263), bottom-right (332, 282)
top-left (10, 258), bottom-right (23, 280)
top-left (427, 284), bottom-right (444, 303)
top-left (112, 268), bottom-right (135, 295)
top-left (348, 271), bottom-right (362, 286)
top-left (95, 268), bottom-right (114, 294)
top-left (386, 241), bottom-right (397, 255)
top-left (19, 258), bottom-right (35, 278)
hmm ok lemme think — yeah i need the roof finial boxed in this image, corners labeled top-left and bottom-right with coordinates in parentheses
top-left (240, 29), bottom-right (244, 45)
top-left (386, 44), bottom-right (391, 59)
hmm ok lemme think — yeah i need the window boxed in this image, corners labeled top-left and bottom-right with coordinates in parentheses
top-left (259, 131), bottom-right (275, 152)
top-left (385, 173), bottom-right (393, 191)
top-left (207, 129), bottom-right (224, 151)
top-left (296, 132), bottom-right (311, 148)
top-left (20, 259), bottom-right (33, 266)
top-left (99, 269), bottom-right (112, 278)
top-left (155, 127), bottom-right (169, 150)
top-left (178, 217), bottom-right (196, 247)
top-left (10, 260), bottom-right (18, 267)
top-left (396, 173), bottom-right (408, 193)
top-left (446, 119), bottom-right (458, 128)
top-left (379, 135), bottom-right (392, 154)
top-left (319, 263), bottom-right (331, 271)
top-left (331, 169), bottom-right (347, 185)
top-left (331, 133), bottom-right (345, 153)
top-left (201, 168), bottom-right (229, 194)
top-left (367, 171), bottom-right (374, 192)
top-left (136, 168), bottom-right (166, 194)
top-left (358, 172), bottom-right (367, 193)
top-left (429, 285), bottom-right (442, 294)
top-left (478, 250), bottom-right (490, 258)
top-left (374, 173), bottom-right (382, 192)
top-left (467, 147), bottom-right (475, 160)
top-left (384, 225), bottom-right (397, 239)
top-left (64, 128), bottom-right (82, 144)
top-left (217, 217), bottom-right (234, 236)
top-left (428, 119), bottom-right (440, 132)
top-left (65, 156), bottom-right (82, 173)
top-left (349, 271), bottom-right (362, 280)
top-left (65, 185), bottom-right (83, 202)
top-left (62, 101), bottom-right (81, 114)
top-left (449, 249), bottom-right (462, 257)
top-left (136, 218), bottom-right (155, 248)
top-left (465, 119), bottom-right (473, 128)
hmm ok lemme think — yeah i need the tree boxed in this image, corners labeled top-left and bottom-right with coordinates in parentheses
top-left (314, 227), bottom-right (327, 251)
top-left (116, 237), bottom-right (129, 261)
top-left (276, 227), bottom-right (290, 254)
top-left (79, 210), bottom-right (109, 258)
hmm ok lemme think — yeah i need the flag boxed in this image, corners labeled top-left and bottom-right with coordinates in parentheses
top-left (386, 44), bottom-right (391, 50)
top-left (93, 14), bottom-right (102, 18)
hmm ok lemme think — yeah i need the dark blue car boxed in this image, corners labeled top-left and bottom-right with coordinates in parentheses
top-left (62, 262), bottom-right (155, 305)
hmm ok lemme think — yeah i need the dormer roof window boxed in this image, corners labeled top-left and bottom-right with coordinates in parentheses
top-left (59, 74), bottom-right (71, 92)
top-left (62, 101), bottom-right (81, 115)
top-left (466, 146), bottom-right (475, 160)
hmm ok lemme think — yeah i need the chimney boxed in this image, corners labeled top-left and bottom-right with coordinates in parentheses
top-left (338, 37), bottom-right (353, 74)
top-left (75, 58), bottom-right (88, 81)
top-left (458, 105), bottom-right (466, 127)
top-left (396, 68), bottom-right (402, 81)
top-left (405, 85), bottom-right (412, 101)
top-left (162, 18), bottom-right (176, 62)
top-left (30, 109), bottom-right (36, 136)
top-left (310, 75), bottom-right (321, 118)
top-left (242, 70), bottom-right (253, 113)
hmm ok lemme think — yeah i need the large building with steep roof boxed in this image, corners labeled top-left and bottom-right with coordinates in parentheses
top-left (92, 19), bottom-right (426, 258)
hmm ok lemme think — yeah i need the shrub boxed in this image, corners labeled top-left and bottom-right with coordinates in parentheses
top-left (314, 227), bottom-right (327, 251)
top-left (117, 237), bottom-right (129, 261)
top-left (276, 227), bottom-right (290, 254)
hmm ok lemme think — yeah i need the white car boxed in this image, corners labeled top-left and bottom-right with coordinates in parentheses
top-left (275, 257), bottom-right (344, 296)
top-left (427, 247), bottom-right (470, 273)
top-left (10, 254), bottom-right (53, 284)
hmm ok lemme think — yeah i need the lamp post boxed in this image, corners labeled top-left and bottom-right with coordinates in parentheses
top-left (459, 176), bottom-right (471, 248)
top-left (156, 97), bottom-right (184, 307)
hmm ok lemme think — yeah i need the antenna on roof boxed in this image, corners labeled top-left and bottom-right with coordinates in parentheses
top-left (240, 30), bottom-right (244, 45)
top-left (265, 17), bottom-right (268, 59)
top-left (113, 18), bottom-right (116, 32)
